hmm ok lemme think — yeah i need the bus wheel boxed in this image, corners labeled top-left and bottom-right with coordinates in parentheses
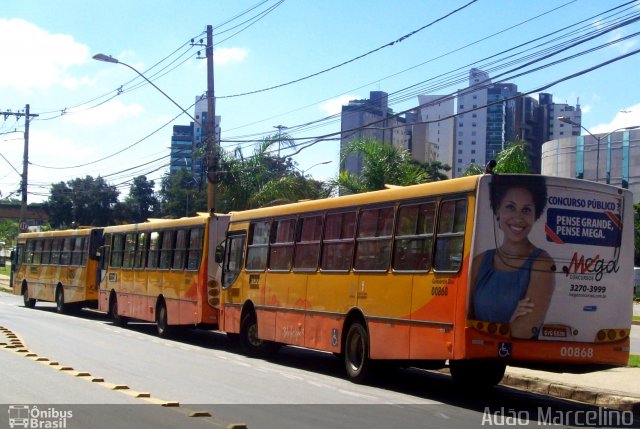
top-left (55, 287), bottom-right (66, 314)
top-left (110, 295), bottom-right (128, 327)
top-left (344, 321), bottom-right (373, 384)
top-left (449, 360), bottom-right (506, 389)
top-left (239, 313), bottom-right (275, 357)
top-left (22, 285), bottom-right (35, 309)
top-left (156, 302), bottom-right (172, 338)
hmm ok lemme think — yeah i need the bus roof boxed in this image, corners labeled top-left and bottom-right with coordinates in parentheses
top-left (229, 175), bottom-right (481, 222)
top-left (102, 215), bottom-right (208, 233)
top-left (17, 228), bottom-right (96, 240)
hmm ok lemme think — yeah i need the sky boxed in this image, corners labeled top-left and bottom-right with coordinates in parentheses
top-left (2, 0), bottom-right (640, 204)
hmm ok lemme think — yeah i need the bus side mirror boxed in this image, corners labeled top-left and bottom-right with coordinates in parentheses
top-left (215, 244), bottom-right (224, 264)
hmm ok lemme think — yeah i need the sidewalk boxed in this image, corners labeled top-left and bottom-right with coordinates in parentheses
top-left (1, 273), bottom-right (639, 413)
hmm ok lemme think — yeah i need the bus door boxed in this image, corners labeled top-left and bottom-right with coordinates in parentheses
top-left (354, 205), bottom-right (413, 360)
top-left (10, 244), bottom-right (23, 292)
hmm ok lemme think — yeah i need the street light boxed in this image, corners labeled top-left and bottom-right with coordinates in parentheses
top-left (301, 160), bottom-right (332, 176)
top-left (92, 53), bottom-right (199, 125)
top-left (558, 116), bottom-right (639, 182)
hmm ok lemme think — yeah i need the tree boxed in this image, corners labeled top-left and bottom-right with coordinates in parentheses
top-left (121, 176), bottom-right (160, 223)
top-left (462, 140), bottom-right (530, 176)
top-left (416, 160), bottom-right (451, 181)
top-left (159, 169), bottom-right (207, 218)
top-left (0, 219), bottom-right (19, 247)
top-left (249, 175), bottom-right (331, 208)
top-left (45, 182), bottom-right (74, 228)
top-left (216, 134), bottom-right (326, 211)
top-left (44, 176), bottom-right (119, 228)
top-left (335, 138), bottom-right (428, 194)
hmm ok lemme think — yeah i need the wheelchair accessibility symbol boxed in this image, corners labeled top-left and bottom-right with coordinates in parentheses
top-left (498, 342), bottom-right (512, 358)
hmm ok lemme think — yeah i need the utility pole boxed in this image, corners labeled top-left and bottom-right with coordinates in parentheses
top-left (205, 24), bottom-right (217, 213)
top-left (1, 105), bottom-right (38, 232)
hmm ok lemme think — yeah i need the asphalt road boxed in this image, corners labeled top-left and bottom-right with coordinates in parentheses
top-left (0, 291), bottom-right (638, 429)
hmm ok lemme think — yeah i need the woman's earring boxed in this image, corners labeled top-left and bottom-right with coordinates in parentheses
top-left (496, 216), bottom-right (500, 222)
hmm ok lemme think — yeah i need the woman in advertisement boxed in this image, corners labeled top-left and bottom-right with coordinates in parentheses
top-left (470, 175), bottom-right (556, 339)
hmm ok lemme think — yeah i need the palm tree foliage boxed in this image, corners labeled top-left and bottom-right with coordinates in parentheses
top-left (462, 140), bottom-right (531, 176)
top-left (216, 134), bottom-right (330, 212)
top-left (336, 138), bottom-right (442, 194)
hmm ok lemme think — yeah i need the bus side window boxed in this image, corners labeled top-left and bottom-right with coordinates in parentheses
top-left (354, 206), bottom-right (394, 271)
top-left (269, 218), bottom-right (296, 272)
top-left (50, 239), bottom-right (61, 265)
top-left (321, 211), bottom-right (356, 271)
top-left (293, 215), bottom-right (323, 271)
top-left (186, 228), bottom-right (204, 271)
top-left (42, 239), bottom-right (52, 265)
top-left (246, 221), bottom-right (270, 271)
top-left (110, 234), bottom-right (125, 268)
top-left (134, 232), bottom-right (148, 269)
top-left (147, 231), bottom-right (161, 269)
top-left (24, 240), bottom-right (35, 264)
top-left (71, 237), bottom-right (84, 266)
top-left (172, 229), bottom-right (188, 270)
top-left (433, 199), bottom-right (467, 272)
top-left (60, 238), bottom-right (73, 266)
top-left (222, 234), bottom-right (246, 288)
top-left (159, 230), bottom-right (175, 269)
top-left (33, 240), bottom-right (44, 265)
top-left (394, 202), bottom-right (435, 271)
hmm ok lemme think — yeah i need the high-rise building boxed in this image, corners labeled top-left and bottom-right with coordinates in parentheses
top-left (416, 95), bottom-right (455, 175)
top-left (169, 96), bottom-right (221, 184)
top-left (454, 68), bottom-right (491, 176)
top-left (170, 124), bottom-right (194, 173)
top-left (453, 69), bottom-right (581, 176)
top-left (340, 91), bottom-right (407, 174)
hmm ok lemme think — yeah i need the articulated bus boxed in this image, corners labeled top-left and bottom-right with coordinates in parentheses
top-left (98, 214), bottom-right (229, 336)
top-left (216, 174), bottom-right (634, 386)
top-left (12, 228), bottom-right (103, 313)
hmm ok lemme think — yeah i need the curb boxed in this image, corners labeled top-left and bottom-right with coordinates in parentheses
top-left (501, 373), bottom-right (640, 414)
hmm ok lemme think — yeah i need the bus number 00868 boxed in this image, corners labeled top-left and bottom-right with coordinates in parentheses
top-left (560, 346), bottom-right (594, 358)
top-left (431, 286), bottom-right (448, 296)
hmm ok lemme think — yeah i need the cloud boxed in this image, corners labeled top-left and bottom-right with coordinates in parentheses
top-left (0, 18), bottom-right (90, 91)
top-left (591, 103), bottom-right (640, 134)
top-left (62, 100), bottom-right (144, 126)
top-left (609, 31), bottom-right (638, 54)
top-left (214, 47), bottom-right (249, 65)
top-left (319, 95), bottom-right (360, 116)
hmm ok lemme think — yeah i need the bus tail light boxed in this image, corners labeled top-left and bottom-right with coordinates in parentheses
top-left (594, 328), bottom-right (629, 343)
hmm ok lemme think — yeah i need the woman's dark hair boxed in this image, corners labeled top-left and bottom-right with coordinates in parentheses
top-left (489, 175), bottom-right (547, 220)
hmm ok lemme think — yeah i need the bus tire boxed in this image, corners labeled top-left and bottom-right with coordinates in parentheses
top-left (239, 313), bottom-right (276, 358)
top-left (22, 284), bottom-right (35, 309)
top-left (449, 359), bottom-right (506, 389)
top-left (55, 286), bottom-right (66, 314)
top-left (344, 321), bottom-right (373, 384)
top-left (109, 294), bottom-right (128, 327)
top-left (156, 301), bottom-right (173, 338)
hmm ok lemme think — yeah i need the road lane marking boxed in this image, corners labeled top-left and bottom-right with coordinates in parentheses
top-left (0, 324), bottom-right (239, 426)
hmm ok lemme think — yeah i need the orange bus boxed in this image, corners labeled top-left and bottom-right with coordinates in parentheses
top-left (217, 174), bottom-right (634, 386)
top-left (98, 214), bottom-right (229, 336)
top-left (12, 228), bottom-right (103, 313)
